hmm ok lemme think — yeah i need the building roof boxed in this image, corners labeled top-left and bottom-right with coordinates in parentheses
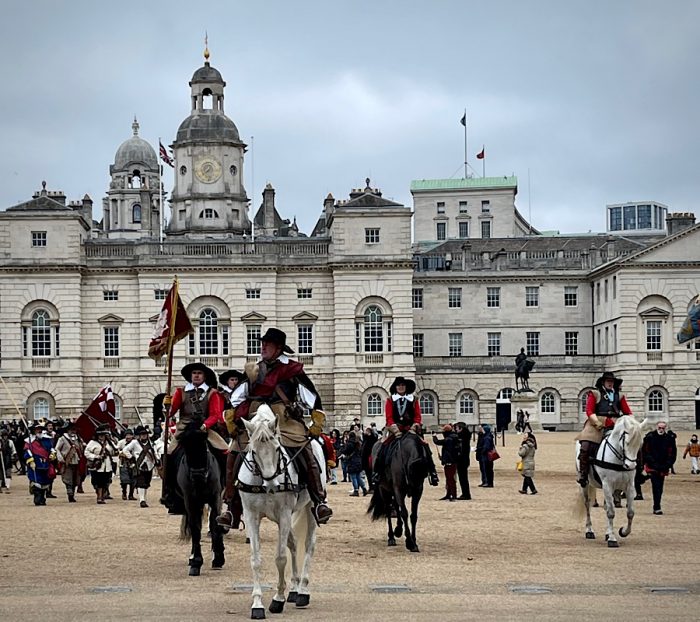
top-left (410, 176), bottom-right (518, 192)
top-left (175, 112), bottom-right (241, 144)
top-left (190, 62), bottom-right (225, 85)
top-left (114, 135), bottom-right (158, 171)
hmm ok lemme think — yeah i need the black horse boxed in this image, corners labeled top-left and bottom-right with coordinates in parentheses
top-left (367, 434), bottom-right (427, 553)
top-left (175, 422), bottom-right (226, 576)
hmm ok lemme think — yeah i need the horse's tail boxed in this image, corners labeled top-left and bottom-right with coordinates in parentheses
top-left (290, 498), bottom-right (312, 566)
top-left (572, 484), bottom-right (594, 520)
top-left (366, 486), bottom-right (388, 521)
top-left (179, 515), bottom-right (191, 542)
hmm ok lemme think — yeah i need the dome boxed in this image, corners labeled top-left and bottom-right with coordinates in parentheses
top-left (191, 62), bottom-right (224, 85)
top-left (176, 113), bottom-right (241, 144)
top-left (114, 135), bottom-right (158, 171)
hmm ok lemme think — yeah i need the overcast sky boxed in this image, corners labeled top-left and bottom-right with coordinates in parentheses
top-left (1, 1), bottom-right (698, 236)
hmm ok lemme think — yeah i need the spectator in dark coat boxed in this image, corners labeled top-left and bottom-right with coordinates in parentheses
top-left (475, 425), bottom-right (486, 486)
top-left (342, 432), bottom-right (367, 496)
top-left (432, 424), bottom-right (461, 501)
top-left (361, 426), bottom-right (379, 490)
top-left (478, 424), bottom-right (495, 488)
top-left (453, 422), bottom-right (472, 500)
top-left (642, 420), bottom-right (677, 515)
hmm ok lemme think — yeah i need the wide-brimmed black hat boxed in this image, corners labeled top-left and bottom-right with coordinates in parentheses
top-left (389, 376), bottom-right (416, 395)
top-left (259, 328), bottom-right (294, 354)
top-left (181, 362), bottom-right (217, 388)
top-left (95, 423), bottom-right (111, 435)
top-left (124, 428), bottom-right (134, 436)
top-left (29, 421), bottom-right (45, 432)
top-left (134, 425), bottom-right (149, 436)
top-left (219, 369), bottom-right (246, 386)
top-left (595, 371), bottom-right (623, 391)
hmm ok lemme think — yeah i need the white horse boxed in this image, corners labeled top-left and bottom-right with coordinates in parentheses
top-left (239, 405), bottom-right (324, 620)
top-left (575, 415), bottom-right (644, 547)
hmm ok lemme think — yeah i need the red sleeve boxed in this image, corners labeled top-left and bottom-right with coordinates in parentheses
top-left (619, 396), bottom-right (633, 415)
top-left (169, 388), bottom-right (183, 420)
top-left (585, 392), bottom-right (597, 416)
top-left (413, 398), bottom-right (422, 425)
top-left (385, 399), bottom-right (395, 426)
top-left (204, 391), bottom-right (225, 429)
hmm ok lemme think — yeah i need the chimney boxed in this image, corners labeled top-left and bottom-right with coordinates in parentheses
top-left (80, 194), bottom-right (93, 226)
top-left (323, 193), bottom-right (335, 226)
top-left (262, 183), bottom-right (275, 231)
top-left (666, 212), bottom-right (696, 236)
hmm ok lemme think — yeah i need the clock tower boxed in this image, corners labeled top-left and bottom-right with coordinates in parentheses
top-left (167, 47), bottom-right (250, 237)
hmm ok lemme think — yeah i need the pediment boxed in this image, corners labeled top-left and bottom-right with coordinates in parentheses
top-left (342, 193), bottom-right (404, 208)
top-left (620, 223), bottom-right (700, 265)
top-left (6, 195), bottom-right (70, 212)
top-left (97, 313), bottom-right (124, 323)
top-left (639, 307), bottom-right (670, 319)
top-left (292, 311), bottom-right (319, 321)
top-left (240, 311), bottom-right (267, 322)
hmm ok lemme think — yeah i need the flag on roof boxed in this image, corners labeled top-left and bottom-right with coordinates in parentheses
top-left (159, 140), bottom-right (174, 167)
top-left (476, 147), bottom-right (485, 160)
top-left (460, 113), bottom-right (467, 127)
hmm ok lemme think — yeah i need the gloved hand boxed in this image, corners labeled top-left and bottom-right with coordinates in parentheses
top-left (200, 424), bottom-right (207, 432)
top-left (589, 414), bottom-right (604, 430)
top-left (388, 424), bottom-right (400, 435)
top-left (26, 457), bottom-right (35, 468)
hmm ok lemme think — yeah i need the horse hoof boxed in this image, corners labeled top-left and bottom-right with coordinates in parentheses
top-left (295, 593), bottom-right (310, 608)
top-left (411, 546), bottom-right (420, 553)
top-left (585, 532), bottom-right (596, 540)
top-left (188, 566), bottom-right (201, 576)
top-left (618, 528), bottom-right (628, 538)
top-left (388, 538), bottom-right (397, 547)
top-left (593, 501), bottom-right (600, 508)
top-left (393, 526), bottom-right (403, 538)
top-left (614, 502), bottom-right (622, 509)
top-left (246, 537), bottom-right (251, 544)
top-left (212, 558), bottom-right (225, 569)
top-left (251, 607), bottom-right (266, 620)
top-left (607, 540), bottom-right (619, 548)
top-left (286, 591), bottom-right (297, 603)
top-left (269, 599), bottom-right (285, 614)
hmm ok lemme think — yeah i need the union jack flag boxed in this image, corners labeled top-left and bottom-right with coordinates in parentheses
top-left (159, 140), bottom-right (174, 168)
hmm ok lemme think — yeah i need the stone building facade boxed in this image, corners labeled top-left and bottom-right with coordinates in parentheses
top-left (1, 55), bottom-right (699, 431)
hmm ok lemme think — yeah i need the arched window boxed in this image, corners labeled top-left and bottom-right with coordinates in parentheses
top-left (199, 208), bottom-right (220, 219)
top-left (367, 393), bottom-right (382, 416)
top-left (198, 308), bottom-right (219, 355)
top-left (129, 171), bottom-right (142, 189)
top-left (459, 393), bottom-right (474, 416)
top-left (31, 310), bottom-right (52, 357)
top-left (33, 397), bottom-right (49, 420)
top-left (419, 393), bottom-right (435, 416)
top-left (355, 301), bottom-right (393, 354)
top-left (132, 203), bottom-right (142, 223)
top-left (648, 389), bottom-right (664, 413)
top-left (114, 395), bottom-right (123, 421)
top-left (541, 392), bottom-right (556, 414)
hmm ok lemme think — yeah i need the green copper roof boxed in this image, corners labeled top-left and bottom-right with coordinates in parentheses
top-left (410, 176), bottom-right (517, 191)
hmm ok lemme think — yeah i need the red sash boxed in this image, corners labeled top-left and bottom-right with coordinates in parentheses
top-left (29, 439), bottom-right (50, 461)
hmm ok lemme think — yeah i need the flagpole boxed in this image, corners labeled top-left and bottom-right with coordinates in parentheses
top-left (463, 108), bottom-right (468, 179)
top-left (482, 145), bottom-right (485, 179)
top-left (159, 139), bottom-right (164, 250)
top-left (160, 275), bottom-right (180, 500)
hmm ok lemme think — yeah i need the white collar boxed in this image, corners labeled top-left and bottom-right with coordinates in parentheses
top-left (185, 382), bottom-right (210, 392)
top-left (262, 354), bottom-right (289, 365)
top-left (392, 393), bottom-right (414, 402)
top-left (222, 385), bottom-right (233, 395)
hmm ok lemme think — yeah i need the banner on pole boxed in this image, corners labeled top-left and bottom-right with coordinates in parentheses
top-left (148, 280), bottom-right (194, 360)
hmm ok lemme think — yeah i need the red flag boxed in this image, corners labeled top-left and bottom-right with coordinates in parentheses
top-left (148, 281), bottom-right (194, 360)
top-left (159, 141), bottom-right (174, 168)
top-left (476, 147), bottom-right (485, 160)
top-left (74, 385), bottom-right (118, 442)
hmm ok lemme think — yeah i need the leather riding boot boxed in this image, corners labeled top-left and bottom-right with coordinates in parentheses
top-left (216, 453), bottom-right (243, 529)
top-left (578, 441), bottom-right (591, 486)
top-left (423, 442), bottom-right (440, 486)
top-left (300, 443), bottom-right (333, 525)
top-left (372, 445), bottom-right (385, 484)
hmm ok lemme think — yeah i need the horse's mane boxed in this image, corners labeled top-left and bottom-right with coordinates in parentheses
top-left (247, 405), bottom-right (278, 446)
top-left (615, 415), bottom-right (643, 453)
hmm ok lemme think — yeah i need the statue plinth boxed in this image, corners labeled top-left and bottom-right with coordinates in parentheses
top-left (510, 391), bottom-right (543, 432)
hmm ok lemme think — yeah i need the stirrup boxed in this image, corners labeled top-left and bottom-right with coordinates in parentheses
top-left (216, 510), bottom-right (234, 528)
top-left (577, 477), bottom-right (588, 488)
top-left (311, 503), bottom-right (332, 525)
top-left (429, 472), bottom-right (440, 486)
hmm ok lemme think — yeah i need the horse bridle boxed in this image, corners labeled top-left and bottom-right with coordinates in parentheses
top-left (600, 430), bottom-right (637, 470)
top-left (245, 441), bottom-right (307, 483)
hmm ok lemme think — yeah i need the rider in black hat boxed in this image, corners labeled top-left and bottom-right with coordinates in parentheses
top-left (216, 327), bottom-right (333, 527)
top-left (575, 371), bottom-right (633, 487)
top-left (160, 362), bottom-right (228, 513)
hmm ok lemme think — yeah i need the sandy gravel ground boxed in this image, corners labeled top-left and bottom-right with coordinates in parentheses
top-left (1, 431), bottom-right (699, 622)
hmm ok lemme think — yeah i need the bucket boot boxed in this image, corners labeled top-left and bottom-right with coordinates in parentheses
top-left (578, 441), bottom-right (594, 487)
top-left (216, 452), bottom-right (243, 529)
top-left (299, 443), bottom-right (332, 525)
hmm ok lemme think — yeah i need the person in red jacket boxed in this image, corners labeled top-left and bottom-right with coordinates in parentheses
top-left (372, 377), bottom-right (439, 486)
top-left (160, 362), bottom-right (227, 513)
top-left (575, 371), bottom-right (632, 487)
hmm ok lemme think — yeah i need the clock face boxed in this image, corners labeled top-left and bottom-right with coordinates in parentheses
top-left (194, 156), bottom-right (222, 183)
